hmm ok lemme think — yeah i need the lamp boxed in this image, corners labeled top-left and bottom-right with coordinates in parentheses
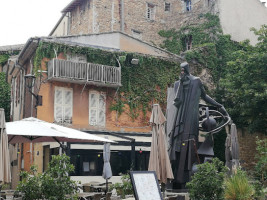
top-left (25, 74), bottom-right (36, 89)
top-left (24, 74), bottom-right (42, 107)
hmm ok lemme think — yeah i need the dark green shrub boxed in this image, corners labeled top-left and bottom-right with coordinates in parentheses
top-left (186, 158), bottom-right (227, 200)
top-left (254, 137), bottom-right (267, 187)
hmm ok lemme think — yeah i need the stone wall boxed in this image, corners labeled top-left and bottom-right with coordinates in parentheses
top-left (68, 0), bottom-right (216, 45)
top-left (237, 129), bottom-right (266, 171)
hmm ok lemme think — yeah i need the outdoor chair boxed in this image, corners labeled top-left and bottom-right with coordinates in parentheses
top-left (92, 193), bottom-right (102, 200)
top-left (100, 192), bottom-right (112, 200)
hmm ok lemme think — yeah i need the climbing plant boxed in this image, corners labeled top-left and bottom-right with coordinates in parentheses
top-left (33, 42), bottom-right (180, 119)
top-left (0, 72), bottom-right (10, 121)
top-left (0, 54), bottom-right (9, 66)
top-left (159, 13), bottom-right (266, 134)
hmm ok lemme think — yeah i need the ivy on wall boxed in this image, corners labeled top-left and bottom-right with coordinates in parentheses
top-left (0, 54), bottom-right (9, 66)
top-left (159, 13), bottom-right (266, 134)
top-left (33, 42), bottom-right (180, 120)
top-left (159, 13), bottom-right (240, 83)
top-left (0, 72), bottom-right (11, 121)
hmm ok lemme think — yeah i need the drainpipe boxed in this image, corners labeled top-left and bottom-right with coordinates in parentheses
top-left (120, 0), bottom-right (125, 32)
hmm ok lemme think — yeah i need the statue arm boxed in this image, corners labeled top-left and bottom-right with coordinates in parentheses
top-left (200, 82), bottom-right (229, 116)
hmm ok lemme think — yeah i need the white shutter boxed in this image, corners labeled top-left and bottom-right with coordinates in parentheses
top-left (89, 91), bottom-right (106, 127)
top-left (98, 92), bottom-right (106, 126)
top-left (55, 89), bottom-right (63, 122)
top-left (54, 87), bottom-right (73, 123)
top-left (89, 92), bottom-right (98, 126)
top-left (64, 90), bottom-right (72, 122)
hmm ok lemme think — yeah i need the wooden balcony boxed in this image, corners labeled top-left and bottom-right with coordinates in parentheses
top-left (47, 59), bottom-right (121, 87)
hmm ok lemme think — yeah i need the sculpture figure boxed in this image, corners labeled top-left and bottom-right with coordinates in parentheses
top-left (168, 62), bottom-right (227, 189)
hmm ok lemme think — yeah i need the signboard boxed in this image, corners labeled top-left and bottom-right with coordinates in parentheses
top-left (130, 171), bottom-right (163, 200)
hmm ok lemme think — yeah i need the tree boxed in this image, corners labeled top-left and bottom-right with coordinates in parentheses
top-left (0, 72), bottom-right (10, 121)
top-left (221, 25), bottom-right (267, 134)
top-left (41, 154), bottom-right (79, 200)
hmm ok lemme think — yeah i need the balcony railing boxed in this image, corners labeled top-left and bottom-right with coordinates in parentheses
top-left (47, 59), bottom-right (121, 87)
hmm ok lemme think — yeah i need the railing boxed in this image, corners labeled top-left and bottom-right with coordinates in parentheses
top-left (47, 59), bottom-right (121, 87)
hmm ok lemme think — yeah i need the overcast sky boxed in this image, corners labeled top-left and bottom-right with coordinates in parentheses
top-left (0, 0), bottom-right (70, 46)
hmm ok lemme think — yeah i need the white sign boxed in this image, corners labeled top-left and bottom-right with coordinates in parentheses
top-left (130, 171), bottom-right (163, 200)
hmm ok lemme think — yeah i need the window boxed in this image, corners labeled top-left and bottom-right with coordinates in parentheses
top-left (147, 3), bottom-right (155, 20)
top-left (132, 29), bottom-right (142, 40)
top-left (80, 0), bottom-right (86, 14)
top-left (54, 87), bottom-right (73, 123)
top-left (67, 54), bottom-right (87, 63)
top-left (207, 0), bottom-right (210, 7)
top-left (185, 35), bottom-right (192, 50)
top-left (165, 2), bottom-right (171, 12)
top-left (89, 90), bottom-right (106, 127)
top-left (186, 0), bottom-right (192, 11)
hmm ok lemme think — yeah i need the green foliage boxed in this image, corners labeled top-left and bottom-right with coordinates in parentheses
top-left (224, 169), bottom-right (255, 200)
top-left (33, 42), bottom-right (180, 119)
top-left (220, 25), bottom-right (267, 134)
top-left (17, 165), bottom-right (43, 200)
top-left (41, 154), bottom-right (79, 200)
top-left (159, 14), bottom-right (266, 134)
top-left (0, 54), bottom-right (9, 66)
top-left (17, 155), bottom-right (79, 200)
top-left (0, 72), bottom-right (10, 121)
top-left (186, 158), bottom-right (227, 200)
top-left (254, 137), bottom-right (267, 187)
top-left (159, 14), bottom-right (222, 54)
top-left (109, 174), bottom-right (133, 198)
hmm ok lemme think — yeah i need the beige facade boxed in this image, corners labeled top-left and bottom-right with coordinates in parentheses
top-left (50, 14), bottom-right (70, 37)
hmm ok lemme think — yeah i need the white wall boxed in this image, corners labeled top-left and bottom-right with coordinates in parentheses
top-left (51, 15), bottom-right (69, 37)
top-left (219, 0), bottom-right (267, 45)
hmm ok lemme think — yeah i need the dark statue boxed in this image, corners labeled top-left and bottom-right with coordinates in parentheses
top-left (168, 62), bottom-right (228, 189)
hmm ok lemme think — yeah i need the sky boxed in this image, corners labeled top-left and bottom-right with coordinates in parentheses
top-left (0, 0), bottom-right (71, 46)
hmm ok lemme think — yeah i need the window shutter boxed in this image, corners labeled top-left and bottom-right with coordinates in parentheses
top-left (98, 92), bottom-right (106, 126)
top-left (55, 89), bottom-right (63, 122)
top-left (89, 91), bottom-right (106, 127)
top-left (64, 90), bottom-right (72, 122)
top-left (89, 92), bottom-right (98, 126)
top-left (54, 87), bottom-right (73, 123)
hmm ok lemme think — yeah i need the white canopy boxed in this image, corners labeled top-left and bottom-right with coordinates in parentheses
top-left (6, 117), bottom-right (114, 144)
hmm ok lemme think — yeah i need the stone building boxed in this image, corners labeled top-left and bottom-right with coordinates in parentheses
top-left (51, 0), bottom-right (267, 46)
top-left (51, 0), bottom-right (217, 45)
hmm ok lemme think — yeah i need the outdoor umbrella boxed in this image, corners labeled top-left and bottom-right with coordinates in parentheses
top-left (0, 108), bottom-right (11, 185)
top-left (148, 104), bottom-right (173, 184)
top-left (102, 139), bottom-right (112, 193)
top-left (6, 117), bottom-right (114, 144)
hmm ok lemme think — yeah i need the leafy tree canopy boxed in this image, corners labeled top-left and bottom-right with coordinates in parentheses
top-left (221, 25), bottom-right (267, 134)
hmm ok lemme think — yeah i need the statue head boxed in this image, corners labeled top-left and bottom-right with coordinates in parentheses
top-left (180, 62), bottom-right (190, 81)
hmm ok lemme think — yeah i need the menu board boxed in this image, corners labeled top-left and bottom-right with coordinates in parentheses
top-left (130, 171), bottom-right (163, 200)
